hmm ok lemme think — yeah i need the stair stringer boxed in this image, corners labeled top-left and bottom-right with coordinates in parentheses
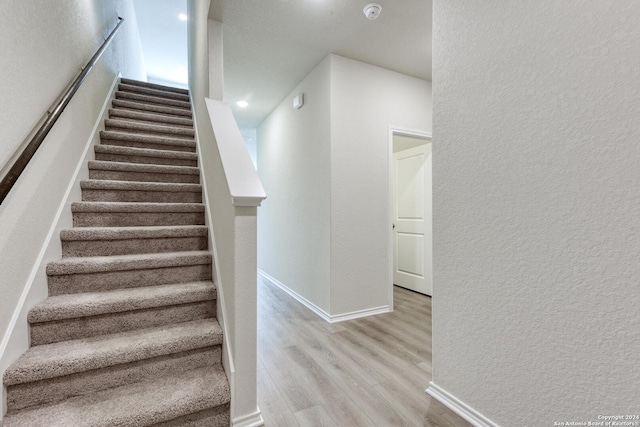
top-left (190, 105), bottom-right (237, 415)
top-left (190, 96), bottom-right (265, 427)
top-left (0, 74), bottom-right (121, 422)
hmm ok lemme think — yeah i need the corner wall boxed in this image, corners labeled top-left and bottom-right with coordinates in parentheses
top-left (257, 56), bottom-right (332, 313)
top-left (258, 54), bottom-right (432, 319)
top-left (329, 54), bottom-right (432, 316)
top-left (0, 0), bottom-right (145, 361)
top-left (431, 2), bottom-right (640, 425)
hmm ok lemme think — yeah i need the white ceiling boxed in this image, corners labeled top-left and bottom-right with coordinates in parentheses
top-left (134, 0), bottom-right (432, 130)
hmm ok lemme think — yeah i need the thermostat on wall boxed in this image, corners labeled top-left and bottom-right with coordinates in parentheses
top-left (293, 93), bottom-right (304, 110)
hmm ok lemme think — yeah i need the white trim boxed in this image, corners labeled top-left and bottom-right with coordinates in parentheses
top-left (0, 74), bottom-right (120, 420)
top-left (387, 125), bottom-right (433, 308)
top-left (190, 99), bottom-right (236, 391)
top-left (204, 98), bottom-right (266, 207)
top-left (258, 270), bottom-right (390, 323)
top-left (258, 270), bottom-right (331, 322)
top-left (232, 408), bottom-right (265, 427)
top-left (426, 382), bottom-right (500, 427)
top-left (329, 305), bottom-right (391, 323)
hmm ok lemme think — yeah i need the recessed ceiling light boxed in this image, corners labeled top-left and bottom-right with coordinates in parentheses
top-left (237, 100), bottom-right (249, 108)
top-left (178, 13), bottom-right (187, 21)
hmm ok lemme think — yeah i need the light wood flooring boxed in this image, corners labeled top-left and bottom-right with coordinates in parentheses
top-left (257, 277), bottom-right (471, 427)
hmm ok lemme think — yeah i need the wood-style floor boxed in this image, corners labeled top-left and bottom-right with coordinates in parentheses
top-left (257, 277), bottom-right (471, 427)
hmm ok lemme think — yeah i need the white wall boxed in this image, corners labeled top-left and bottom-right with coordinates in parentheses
top-left (431, 2), bottom-right (640, 425)
top-left (133, 0), bottom-right (188, 86)
top-left (329, 54), bottom-right (432, 316)
top-left (258, 54), bottom-right (432, 318)
top-left (258, 56), bottom-right (332, 313)
top-left (188, 4), bottom-right (262, 424)
top-left (207, 18), bottom-right (224, 101)
top-left (240, 129), bottom-right (258, 168)
top-left (0, 0), bottom-right (145, 355)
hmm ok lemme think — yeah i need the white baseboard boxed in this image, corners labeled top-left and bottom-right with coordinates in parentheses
top-left (258, 270), bottom-right (332, 321)
top-left (330, 305), bottom-right (391, 323)
top-left (426, 382), bottom-right (499, 427)
top-left (258, 270), bottom-right (390, 323)
top-left (232, 408), bottom-right (264, 427)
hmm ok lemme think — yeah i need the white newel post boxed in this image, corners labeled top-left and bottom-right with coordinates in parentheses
top-left (204, 98), bottom-right (266, 427)
top-left (231, 206), bottom-right (261, 425)
top-left (188, 5), bottom-right (265, 425)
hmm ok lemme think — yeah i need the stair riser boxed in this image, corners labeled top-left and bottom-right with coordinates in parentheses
top-left (30, 301), bottom-right (215, 345)
top-left (89, 169), bottom-right (200, 184)
top-left (112, 99), bottom-right (192, 118)
top-left (105, 124), bottom-right (195, 138)
top-left (101, 139), bottom-right (196, 153)
top-left (95, 151), bottom-right (197, 167)
top-left (155, 405), bottom-right (230, 427)
top-left (6, 346), bottom-right (220, 412)
top-left (82, 188), bottom-right (202, 203)
top-left (73, 211), bottom-right (205, 227)
top-left (109, 109), bottom-right (193, 127)
top-left (116, 92), bottom-right (191, 110)
top-left (121, 78), bottom-right (189, 96)
top-left (62, 236), bottom-right (208, 257)
top-left (48, 264), bottom-right (212, 295)
top-left (118, 84), bottom-right (191, 103)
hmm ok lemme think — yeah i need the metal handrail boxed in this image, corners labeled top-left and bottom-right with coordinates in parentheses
top-left (0, 17), bottom-right (125, 205)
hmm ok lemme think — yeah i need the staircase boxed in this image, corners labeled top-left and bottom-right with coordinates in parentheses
top-left (2, 79), bottom-right (230, 426)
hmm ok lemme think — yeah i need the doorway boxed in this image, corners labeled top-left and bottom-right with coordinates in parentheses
top-left (389, 127), bottom-right (432, 307)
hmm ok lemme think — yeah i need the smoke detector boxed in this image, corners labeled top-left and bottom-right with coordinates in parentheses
top-left (363, 3), bottom-right (382, 20)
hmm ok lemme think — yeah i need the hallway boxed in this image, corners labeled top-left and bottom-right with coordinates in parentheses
top-left (257, 278), bottom-right (471, 426)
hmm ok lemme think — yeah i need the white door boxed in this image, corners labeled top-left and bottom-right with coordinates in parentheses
top-left (393, 144), bottom-right (432, 296)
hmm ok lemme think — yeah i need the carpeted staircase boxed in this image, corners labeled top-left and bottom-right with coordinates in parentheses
top-left (2, 79), bottom-right (230, 426)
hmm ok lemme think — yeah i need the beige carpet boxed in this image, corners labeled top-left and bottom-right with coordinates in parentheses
top-left (2, 79), bottom-right (229, 427)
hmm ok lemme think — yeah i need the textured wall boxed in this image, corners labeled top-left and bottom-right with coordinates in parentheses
top-left (432, 1), bottom-right (640, 425)
top-left (258, 54), bottom-right (432, 318)
top-left (329, 54), bottom-right (431, 316)
top-left (258, 56), bottom-right (332, 312)
top-left (0, 0), bottom-right (145, 363)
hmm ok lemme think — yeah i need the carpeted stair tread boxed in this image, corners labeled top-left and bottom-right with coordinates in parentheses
top-left (112, 98), bottom-right (192, 118)
top-left (3, 319), bottom-right (222, 386)
top-left (88, 160), bottom-right (199, 176)
top-left (71, 201), bottom-right (204, 213)
top-left (109, 108), bottom-right (194, 127)
top-left (28, 281), bottom-right (216, 323)
top-left (2, 365), bottom-right (229, 427)
top-left (80, 179), bottom-right (202, 193)
top-left (3, 78), bottom-right (230, 424)
top-left (80, 186), bottom-right (201, 203)
top-left (120, 78), bottom-right (189, 95)
top-left (94, 144), bottom-right (198, 161)
top-left (94, 145), bottom-right (198, 167)
top-left (116, 91), bottom-right (191, 110)
top-left (60, 225), bottom-right (208, 257)
top-left (61, 225), bottom-right (207, 241)
top-left (100, 130), bottom-right (196, 152)
top-left (105, 118), bottom-right (195, 138)
top-left (118, 83), bottom-right (190, 102)
top-left (71, 202), bottom-right (205, 227)
top-left (46, 251), bottom-right (211, 276)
